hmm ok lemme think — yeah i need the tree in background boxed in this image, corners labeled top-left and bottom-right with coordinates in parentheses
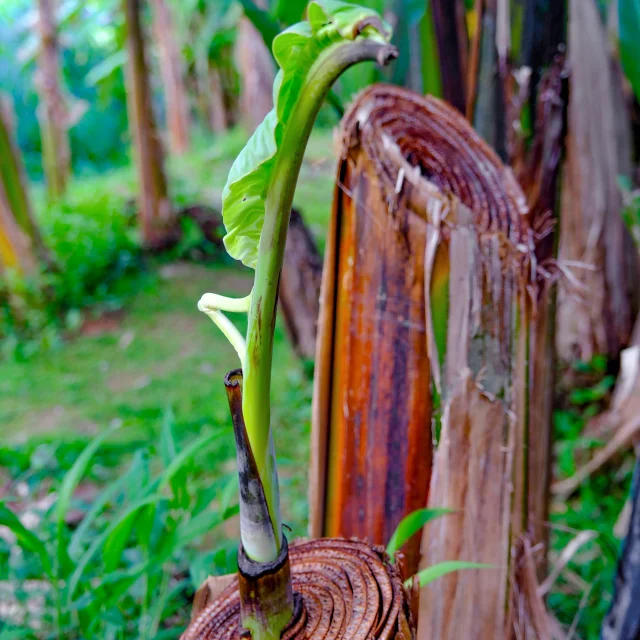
top-left (556, 0), bottom-right (640, 367)
top-left (179, 0), bottom-right (238, 135)
top-left (123, 0), bottom-right (173, 249)
top-left (0, 96), bottom-right (44, 279)
top-left (236, 0), bottom-right (274, 132)
top-left (150, 0), bottom-right (190, 154)
top-left (36, 0), bottom-right (70, 200)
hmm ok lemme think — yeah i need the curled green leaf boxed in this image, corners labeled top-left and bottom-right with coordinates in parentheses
top-left (221, 0), bottom-right (392, 268)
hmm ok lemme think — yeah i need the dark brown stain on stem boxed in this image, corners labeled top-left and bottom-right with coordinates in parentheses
top-left (224, 370), bottom-right (277, 555)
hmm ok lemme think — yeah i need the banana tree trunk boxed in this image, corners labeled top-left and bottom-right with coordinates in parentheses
top-left (310, 84), bottom-right (557, 635)
top-left (310, 90), bottom-right (433, 576)
top-left (556, 0), bottom-right (640, 365)
top-left (151, 0), bottom-right (190, 155)
top-left (466, 0), bottom-right (507, 160)
top-left (123, 0), bottom-right (174, 250)
top-left (208, 67), bottom-right (228, 135)
top-left (0, 184), bottom-right (38, 278)
top-left (0, 98), bottom-right (44, 277)
top-left (36, 0), bottom-right (70, 201)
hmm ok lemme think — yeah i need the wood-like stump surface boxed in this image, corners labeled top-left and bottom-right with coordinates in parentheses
top-left (182, 538), bottom-right (414, 639)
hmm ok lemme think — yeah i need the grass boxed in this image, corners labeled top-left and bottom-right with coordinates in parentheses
top-left (0, 262), bottom-right (312, 531)
top-left (0, 125), bottom-right (634, 639)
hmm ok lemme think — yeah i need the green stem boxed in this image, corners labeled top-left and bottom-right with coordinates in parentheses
top-left (242, 38), bottom-right (397, 561)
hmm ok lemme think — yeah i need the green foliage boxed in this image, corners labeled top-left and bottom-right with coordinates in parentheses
top-left (271, 0), bottom-right (308, 25)
top-left (85, 50), bottom-right (128, 88)
top-left (222, 0), bottom-right (391, 268)
top-left (0, 0), bottom-right (130, 179)
top-left (386, 507), bottom-right (492, 588)
top-left (386, 508), bottom-right (453, 559)
top-left (0, 414), bottom-right (238, 638)
top-left (0, 175), bottom-right (142, 359)
top-left (40, 180), bottom-right (141, 309)
top-left (619, 175), bottom-right (640, 245)
top-left (619, 0), bottom-right (640, 101)
top-left (408, 561), bottom-right (494, 588)
top-left (388, 0), bottom-right (425, 86)
top-left (550, 361), bottom-right (633, 637)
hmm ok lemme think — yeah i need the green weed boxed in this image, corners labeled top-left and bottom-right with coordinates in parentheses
top-left (0, 413), bottom-right (238, 638)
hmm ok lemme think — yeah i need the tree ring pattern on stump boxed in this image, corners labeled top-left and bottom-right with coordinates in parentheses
top-left (182, 538), bottom-right (414, 639)
top-left (341, 83), bottom-right (528, 244)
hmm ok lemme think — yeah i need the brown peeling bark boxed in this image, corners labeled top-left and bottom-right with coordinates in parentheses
top-left (406, 87), bottom-right (548, 637)
top-left (310, 98), bottom-right (432, 576)
top-left (36, 0), bottom-right (70, 200)
top-left (513, 56), bottom-right (567, 559)
top-left (556, 0), bottom-right (640, 364)
top-left (123, 0), bottom-right (174, 250)
top-left (420, 372), bottom-right (511, 636)
top-left (310, 84), bottom-right (555, 636)
top-left (151, 0), bottom-right (190, 155)
top-left (183, 538), bottom-right (414, 639)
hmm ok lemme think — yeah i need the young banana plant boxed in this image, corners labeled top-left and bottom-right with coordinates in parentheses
top-left (195, 2), bottom-right (397, 638)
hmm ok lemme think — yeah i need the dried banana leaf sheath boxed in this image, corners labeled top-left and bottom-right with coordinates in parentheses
top-left (311, 92), bottom-right (433, 577)
top-left (311, 85), bottom-right (555, 635)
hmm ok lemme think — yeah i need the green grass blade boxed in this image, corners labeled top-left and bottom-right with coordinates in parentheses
top-left (67, 495), bottom-right (166, 603)
top-left (0, 502), bottom-right (52, 578)
top-left (176, 504), bottom-right (240, 546)
top-left (159, 407), bottom-right (177, 467)
top-left (68, 472), bottom-right (130, 561)
top-left (103, 501), bottom-right (158, 573)
top-left (156, 430), bottom-right (220, 492)
top-left (407, 561), bottom-right (495, 588)
top-left (145, 577), bottom-right (189, 638)
top-left (386, 508), bottom-right (454, 559)
top-left (55, 424), bottom-right (119, 572)
top-left (0, 629), bottom-right (36, 639)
